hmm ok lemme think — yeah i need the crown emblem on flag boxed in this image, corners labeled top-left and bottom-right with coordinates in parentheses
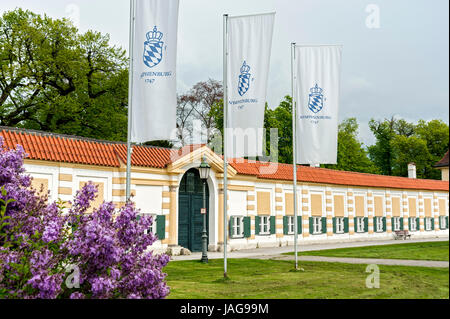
top-left (310, 83), bottom-right (323, 95)
top-left (147, 26), bottom-right (163, 42)
top-left (143, 26), bottom-right (164, 68)
top-left (308, 83), bottom-right (324, 113)
top-left (238, 61), bottom-right (252, 96)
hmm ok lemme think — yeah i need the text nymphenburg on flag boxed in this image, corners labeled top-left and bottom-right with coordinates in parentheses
top-left (294, 45), bottom-right (343, 165)
top-left (226, 13), bottom-right (275, 158)
top-left (131, 0), bottom-right (179, 143)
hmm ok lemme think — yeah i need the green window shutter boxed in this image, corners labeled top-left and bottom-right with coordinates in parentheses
top-left (297, 216), bottom-right (302, 234)
top-left (416, 217), bottom-right (420, 231)
top-left (391, 217), bottom-right (395, 230)
top-left (332, 217), bottom-right (336, 234)
top-left (364, 217), bottom-right (368, 233)
top-left (283, 216), bottom-right (289, 235)
top-left (309, 217), bottom-right (314, 234)
top-left (243, 217), bottom-right (251, 238)
top-left (446, 216), bottom-right (449, 229)
top-left (431, 218), bottom-right (435, 230)
top-left (400, 217), bottom-right (404, 231)
top-left (439, 216), bottom-right (442, 229)
top-left (270, 216), bottom-right (276, 235)
top-left (229, 217), bottom-right (234, 237)
top-left (373, 217), bottom-right (377, 232)
top-left (344, 217), bottom-right (349, 233)
top-left (321, 217), bottom-right (327, 234)
top-left (408, 217), bottom-right (412, 231)
top-left (156, 215), bottom-right (166, 240)
top-left (383, 217), bottom-right (387, 232)
top-left (255, 216), bottom-right (260, 235)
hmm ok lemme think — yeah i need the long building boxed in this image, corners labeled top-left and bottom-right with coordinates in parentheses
top-left (1, 126), bottom-right (448, 255)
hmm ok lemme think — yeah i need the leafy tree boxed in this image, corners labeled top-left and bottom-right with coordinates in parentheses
top-left (209, 98), bottom-right (224, 136)
top-left (177, 79), bottom-right (223, 145)
top-left (325, 118), bottom-right (379, 174)
top-left (393, 119), bottom-right (416, 137)
top-left (369, 117), bottom-right (448, 179)
top-left (368, 117), bottom-right (397, 175)
top-left (415, 119), bottom-right (449, 179)
top-left (143, 140), bottom-right (174, 148)
top-left (264, 96), bottom-right (293, 164)
top-left (0, 9), bottom-right (128, 141)
top-left (390, 135), bottom-right (430, 178)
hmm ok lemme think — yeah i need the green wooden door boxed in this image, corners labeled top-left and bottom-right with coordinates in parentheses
top-left (178, 169), bottom-right (209, 252)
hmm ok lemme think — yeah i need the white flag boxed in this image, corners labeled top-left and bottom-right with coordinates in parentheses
top-left (294, 45), bottom-right (343, 164)
top-left (131, 0), bottom-right (179, 143)
top-left (226, 13), bottom-right (275, 158)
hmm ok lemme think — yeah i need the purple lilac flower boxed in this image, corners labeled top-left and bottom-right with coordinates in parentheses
top-left (1, 139), bottom-right (170, 299)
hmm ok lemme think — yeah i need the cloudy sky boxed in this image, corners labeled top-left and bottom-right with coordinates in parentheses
top-left (1, 0), bottom-right (448, 145)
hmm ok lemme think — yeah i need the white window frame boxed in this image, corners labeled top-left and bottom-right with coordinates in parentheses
top-left (440, 216), bottom-right (447, 229)
top-left (393, 217), bottom-right (401, 231)
top-left (336, 217), bottom-right (345, 234)
top-left (312, 217), bottom-right (322, 234)
top-left (287, 216), bottom-right (295, 235)
top-left (260, 216), bottom-right (271, 235)
top-left (376, 217), bottom-right (383, 232)
top-left (232, 216), bottom-right (244, 238)
top-left (356, 217), bottom-right (365, 233)
top-left (425, 217), bottom-right (432, 231)
top-left (410, 217), bottom-right (417, 232)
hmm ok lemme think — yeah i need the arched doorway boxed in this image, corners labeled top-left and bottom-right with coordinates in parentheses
top-left (178, 168), bottom-right (209, 252)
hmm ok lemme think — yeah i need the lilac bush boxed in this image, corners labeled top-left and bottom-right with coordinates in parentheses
top-left (0, 138), bottom-right (170, 299)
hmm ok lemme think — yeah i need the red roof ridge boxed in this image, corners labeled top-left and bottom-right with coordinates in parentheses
top-left (229, 158), bottom-right (447, 183)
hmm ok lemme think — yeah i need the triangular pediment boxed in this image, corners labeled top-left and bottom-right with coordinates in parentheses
top-left (167, 145), bottom-right (237, 177)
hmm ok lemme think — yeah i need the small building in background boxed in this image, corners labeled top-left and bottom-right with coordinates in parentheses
top-left (434, 150), bottom-right (449, 181)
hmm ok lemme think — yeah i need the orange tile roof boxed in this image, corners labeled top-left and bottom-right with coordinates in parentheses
top-left (114, 144), bottom-right (173, 168)
top-left (114, 144), bottom-right (205, 168)
top-left (1, 127), bottom-right (448, 192)
top-left (1, 128), bottom-right (120, 167)
top-left (228, 159), bottom-right (449, 192)
top-left (0, 127), bottom-right (204, 169)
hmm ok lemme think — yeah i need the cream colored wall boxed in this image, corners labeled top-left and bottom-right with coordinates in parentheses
top-left (23, 159), bottom-right (450, 251)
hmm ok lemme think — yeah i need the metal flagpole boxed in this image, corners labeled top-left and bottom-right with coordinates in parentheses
top-left (291, 43), bottom-right (299, 270)
top-left (126, 0), bottom-right (136, 201)
top-left (223, 13), bottom-right (229, 278)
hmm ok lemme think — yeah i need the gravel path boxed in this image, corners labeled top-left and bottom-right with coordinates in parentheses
top-left (258, 255), bottom-right (449, 268)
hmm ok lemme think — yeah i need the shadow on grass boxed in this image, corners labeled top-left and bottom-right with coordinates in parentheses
top-left (212, 277), bottom-right (234, 284)
top-left (288, 268), bottom-right (305, 273)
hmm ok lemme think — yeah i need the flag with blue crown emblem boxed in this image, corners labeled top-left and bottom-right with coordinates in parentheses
top-left (130, 0), bottom-right (179, 143)
top-left (293, 45), bottom-right (343, 165)
top-left (238, 61), bottom-right (251, 96)
top-left (143, 26), bottom-right (164, 68)
top-left (226, 13), bottom-right (275, 158)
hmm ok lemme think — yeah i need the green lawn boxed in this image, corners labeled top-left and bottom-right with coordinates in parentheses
top-left (284, 241), bottom-right (449, 261)
top-left (164, 258), bottom-right (449, 299)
